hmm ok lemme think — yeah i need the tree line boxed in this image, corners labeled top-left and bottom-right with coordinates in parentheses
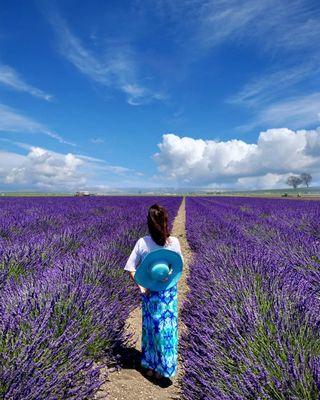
top-left (286, 173), bottom-right (312, 189)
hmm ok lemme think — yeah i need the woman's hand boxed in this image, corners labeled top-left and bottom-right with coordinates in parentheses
top-left (129, 273), bottom-right (150, 296)
top-left (139, 285), bottom-right (150, 296)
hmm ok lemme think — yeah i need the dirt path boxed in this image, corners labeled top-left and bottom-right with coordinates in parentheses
top-left (95, 196), bottom-right (192, 400)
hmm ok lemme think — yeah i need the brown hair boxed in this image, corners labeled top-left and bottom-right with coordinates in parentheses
top-left (147, 204), bottom-right (170, 246)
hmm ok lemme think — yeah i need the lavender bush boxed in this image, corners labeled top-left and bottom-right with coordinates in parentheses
top-left (0, 196), bottom-right (181, 399)
top-left (180, 196), bottom-right (320, 400)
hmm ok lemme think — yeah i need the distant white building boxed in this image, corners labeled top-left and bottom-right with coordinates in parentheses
top-left (75, 191), bottom-right (93, 196)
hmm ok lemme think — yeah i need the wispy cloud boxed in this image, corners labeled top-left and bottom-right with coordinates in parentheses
top-left (237, 92), bottom-right (320, 131)
top-left (139, 0), bottom-right (320, 123)
top-left (184, 0), bottom-right (320, 54)
top-left (104, 165), bottom-right (132, 174)
top-left (0, 63), bottom-right (53, 101)
top-left (90, 137), bottom-right (105, 144)
top-left (88, 160), bottom-right (135, 175)
top-left (0, 103), bottom-right (75, 146)
top-left (43, 5), bottom-right (166, 106)
top-left (0, 137), bottom-right (33, 150)
top-left (199, 0), bottom-right (320, 132)
top-left (145, 0), bottom-right (320, 61)
top-left (227, 62), bottom-right (320, 108)
top-left (196, 0), bottom-right (269, 48)
top-left (121, 83), bottom-right (166, 106)
top-left (75, 154), bottom-right (107, 163)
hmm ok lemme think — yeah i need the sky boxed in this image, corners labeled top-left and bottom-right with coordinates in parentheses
top-left (0, 0), bottom-right (320, 192)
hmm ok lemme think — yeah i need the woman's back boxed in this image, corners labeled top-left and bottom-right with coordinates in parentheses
top-left (124, 234), bottom-right (183, 272)
top-left (140, 234), bottom-right (182, 257)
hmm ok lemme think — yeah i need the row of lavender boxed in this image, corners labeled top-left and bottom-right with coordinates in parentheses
top-left (180, 196), bottom-right (320, 399)
top-left (0, 196), bottom-right (182, 400)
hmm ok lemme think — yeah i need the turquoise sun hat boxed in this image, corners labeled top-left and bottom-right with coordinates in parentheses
top-left (134, 248), bottom-right (183, 292)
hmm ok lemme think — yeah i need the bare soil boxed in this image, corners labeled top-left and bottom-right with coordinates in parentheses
top-left (94, 197), bottom-right (192, 400)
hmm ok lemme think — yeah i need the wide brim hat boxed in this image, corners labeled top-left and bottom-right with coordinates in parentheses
top-left (134, 248), bottom-right (183, 292)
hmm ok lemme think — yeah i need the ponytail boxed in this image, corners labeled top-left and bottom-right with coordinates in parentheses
top-left (147, 204), bottom-right (170, 246)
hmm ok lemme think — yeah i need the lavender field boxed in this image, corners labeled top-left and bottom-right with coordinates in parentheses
top-left (1, 195), bottom-right (320, 399)
top-left (181, 197), bottom-right (320, 400)
top-left (0, 196), bottom-right (182, 399)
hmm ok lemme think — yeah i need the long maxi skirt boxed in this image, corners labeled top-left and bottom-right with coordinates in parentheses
top-left (140, 283), bottom-right (178, 378)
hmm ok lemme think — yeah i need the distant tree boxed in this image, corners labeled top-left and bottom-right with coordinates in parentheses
top-left (300, 173), bottom-right (312, 188)
top-left (286, 175), bottom-right (303, 189)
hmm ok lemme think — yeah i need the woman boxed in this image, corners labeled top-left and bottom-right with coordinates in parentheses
top-left (124, 203), bottom-right (183, 381)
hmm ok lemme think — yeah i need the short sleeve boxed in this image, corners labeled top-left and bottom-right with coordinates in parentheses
top-left (124, 239), bottom-right (141, 272)
top-left (174, 238), bottom-right (184, 262)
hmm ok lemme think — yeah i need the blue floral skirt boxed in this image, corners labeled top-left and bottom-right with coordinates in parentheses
top-left (140, 283), bottom-right (178, 377)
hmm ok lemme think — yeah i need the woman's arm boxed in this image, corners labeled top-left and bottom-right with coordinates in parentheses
top-left (129, 271), bottom-right (150, 295)
top-left (129, 270), bottom-right (135, 281)
top-left (124, 240), bottom-right (150, 295)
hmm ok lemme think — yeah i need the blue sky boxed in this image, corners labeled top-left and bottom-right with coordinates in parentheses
top-left (0, 0), bottom-right (320, 191)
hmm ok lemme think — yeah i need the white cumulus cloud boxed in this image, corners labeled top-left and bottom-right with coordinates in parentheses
top-left (0, 142), bottom-right (146, 191)
top-left (153, 128), bottom-right (320, 188)
top-left (2, 147), bottom-right (86, 189)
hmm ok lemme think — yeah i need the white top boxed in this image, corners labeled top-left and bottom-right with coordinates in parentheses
top-left (124, 235), bottom-right (183, 272)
